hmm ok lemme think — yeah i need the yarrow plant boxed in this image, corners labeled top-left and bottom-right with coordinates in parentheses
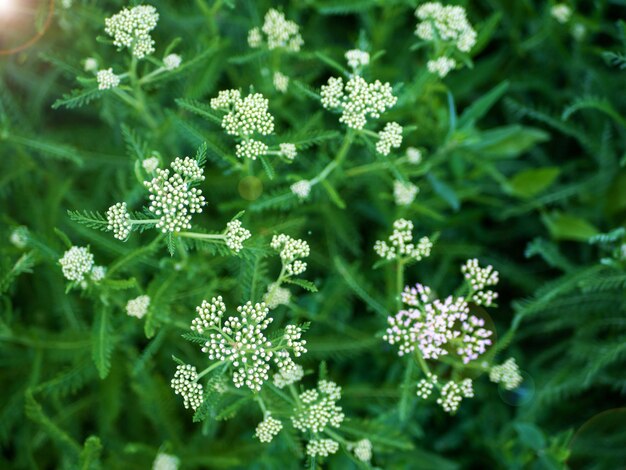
top-left (376, 219), bottom-right (521, 413)
top-left (247, 9), bottom-right (304, 52)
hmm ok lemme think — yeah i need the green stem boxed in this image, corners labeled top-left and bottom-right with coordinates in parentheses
top-left (324, 428), bottom-right (348, 445)
top-left (255, 394), bottom-right (268, 414)
top-left (130, 219), bottom-right (159, 225)
top-left (175, 232), bottom-right (225, 241)
top-left (310, 131), bottom-right (354, 185)
top-left (265, 265), bottom-right (287, 307)
top-left (197, 360), bottom-right (226, 380)
top-left (395, 259), bottom-right (405, 310)
top-left (128, 56), bottom-right (158, 129)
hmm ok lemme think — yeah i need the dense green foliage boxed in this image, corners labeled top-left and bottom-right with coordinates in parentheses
top-left (1, 1), bottom-right (625, 469)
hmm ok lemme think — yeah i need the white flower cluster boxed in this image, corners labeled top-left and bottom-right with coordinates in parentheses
top-left (416, 373), bottom-right (437, 399)
top-left (384, 282), bottom-right (493, 363)
top-left (320, 76), bottom-right (397, 129)
top-left (427, 56), bottom-right (456, 78)
top-left (437, 378), bottom-right (473, 413)
top-left (171, 364), bottom-right (204, 411)
top-left (292, 380), bottom-right (344, 434)
top-left (406, 147), bottom-right (422, 164)
top-left (393, 180), bottom-right (419, 206)
top-left (144, 158), bottom-right (206, 233)
top-left (350, 439), bottom-right (373, 462)
top-left (126, 295), bottom-right (150, 319)
top-left (104, 5), bottom-right (159, 59)
top-left (210, 90), bottom-right (275, 159)
top-left (235, 139), bottom-right (268, 160)
top-left (273, 71), bottom-right (289, 93)
top-left (271, 234), bottom-right (310, 276)
top-left (461, 258), bottom-right (499, 306)
top-left (224, 220), bottom-right (251, 253)
top-left (191, 297), bottom-right (305, 392)
top-left (415, 3), bottom-right (476, 53)
top-left (84, 57), bottom-right (98, 73)
top-left (376, 122), bottom-right (403, 155)
top-left (106, 202), bottom-right (132, 240)
top-left (141, 157), bottom-right (159, 173)
top-left (171, 156), bottom-right (205, 181)
top-left (490, 358), bottom-right (523, 390)
top-left (374, 219), bottom-right (432, 262)
top-left (273, 363), bottom-right (303, 388)
top-left (551, 4), bottom-right (572, 24)
top-left (163, 53), bottom-right (182, 70)
top-left (248, 9), bottom-right (304, 52)
top-left (290, 180), bottom-right (312, 200)
top-left (255, 414), bottom-right (283, 443)
top-left (264, 282), bottom-right (291, 309)
top-left (279, 143), bottom-right (297, 161)
top-left (59, 246), bottom-right (95, 282)
top-left (306, 439), bottom-right (339, 457)
top-left (90, 266), bottom-right (106, 282)
top-left (97, 68), bottom-right (120, 90)
top-left (345, 49), bottom-right (370, 70)
top-left (152, 453), bottom-right (179, 470)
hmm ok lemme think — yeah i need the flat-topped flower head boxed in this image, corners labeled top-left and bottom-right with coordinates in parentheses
top-left (171, 364), bottom-right (204, 411)
top-left (264, 282), bottom-right (291, 309)
top-left (384, 283), bottom-right (493, 363)
top-left (248, 9), bottom-right (303, 52)
top-left (345, 49), bottom-right (370, 71)
top-left (104, 5), bottom-right (159, 59)
top-left (224, 219), bottom-right (251, 253)
top-left (306, 439), bottom-right (339, 457)
top-left (374, 218), bottom-right (432, 262)
top-left (415, 3), bottom-right (476, 53)
top-left (163, 53), bottom-right (182, 70)
top-left (292, 380), bottom-right (344, 434)
top-left (427, 56), bottom-right (456, 77)
top-left (490, 358), bottom-right (523, 390)
top-left (416, 373), bottom-right (438, 399)
top-left (321, 76), bottom-right (397, 129)
top-left (255, 414), bottom-right (283, 443)
top-left (351, 439), bottom-right (373, 462)
top-left (84, 57), bottom-right (98, 72)
top-left (273, 71), bottom-right (289, 93)
top-left (393, 180), bottom-right (419, 206)
top-left (376, 122), bottom-right (403, 155)
top-left (437, 378), bottom-right (473, 413)
top-left (271, 234), bottom-right (310, 275)
top-left (97, 68), bottom-right (120, 90)
top-left (144, 158), bottom-right (206, 233)
top-left (90, 266), bottom-right (106, 282)
top-left (279, 143), bottom-right (297, 161)
top-left (59, 246), bottom-right (94, 282)
top-left (107, 202), bottom-right (132, 240)
top-left (406, 147), bottom-right (422, 164)
top-left (210, 90), bottom-right (275, 137)
top-left (126, 295), bottom-right (150, 318)
top-left (273, 363), bottom-right (303, 388)
top-left (191, 297), bottom-right (306, 392)
top-left (461, 258), bottom-right (499, 306)
top-left (291, 180), bottom-right (312, 200)
top-left (10, 226), bottom-right (29, 249)
top-left (235, 139), bottom-right (268, 160)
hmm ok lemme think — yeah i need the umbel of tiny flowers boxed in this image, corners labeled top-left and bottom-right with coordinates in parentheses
top-left (376, 122), bottom-right (403, 155)
top-left (461, 258), bottom-right (499, 306)
top-left (437, 378), bottom-right (474, 413)
top-left (406, 147), bottom-right (422, 165)
top-left (273, 71), bottom-right (289, 93)
top-left (374, 218), bottom-right (432, 263)
top-left (273, 363), bottom-right (303, 388)
top-left (345, 49), bottom-right (370, 72)
top-left (270, 234), bottom-right (310, 276)
top-left (97, 68), bottom-right (120, 90)
top-left (59, 246), bottom-right (95, 282)
top-left (393, 180), bottom-right (419, 206)
top-left (320, 75), bottom-right (397, 130)
top-left (104, 5), bottom-right (159, 59)
top-left (490, 358), bottom-right (523, 390)
top-left (126, 295), bottom-right (150, 319)
top-left (163, 53), bottom-right (182, 71)
top-left (189, 296), bottom-right (307, 392)
top-left (255, 414), bottom-right (283, 443)
top-left (248, 9), bottom-right (304, 52)
top-left (9, 226), bottom-right (29, 249)
top-left (427, 56), bottom-right (457, 78)
top-left (264, 282), bottom-right (291, 309)
top-left (290, 180), bottom-right (312, 200)
top-left (347, 439), bottom-right (373, 463)
top-left (171, 364), bottom-right (204, 411)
